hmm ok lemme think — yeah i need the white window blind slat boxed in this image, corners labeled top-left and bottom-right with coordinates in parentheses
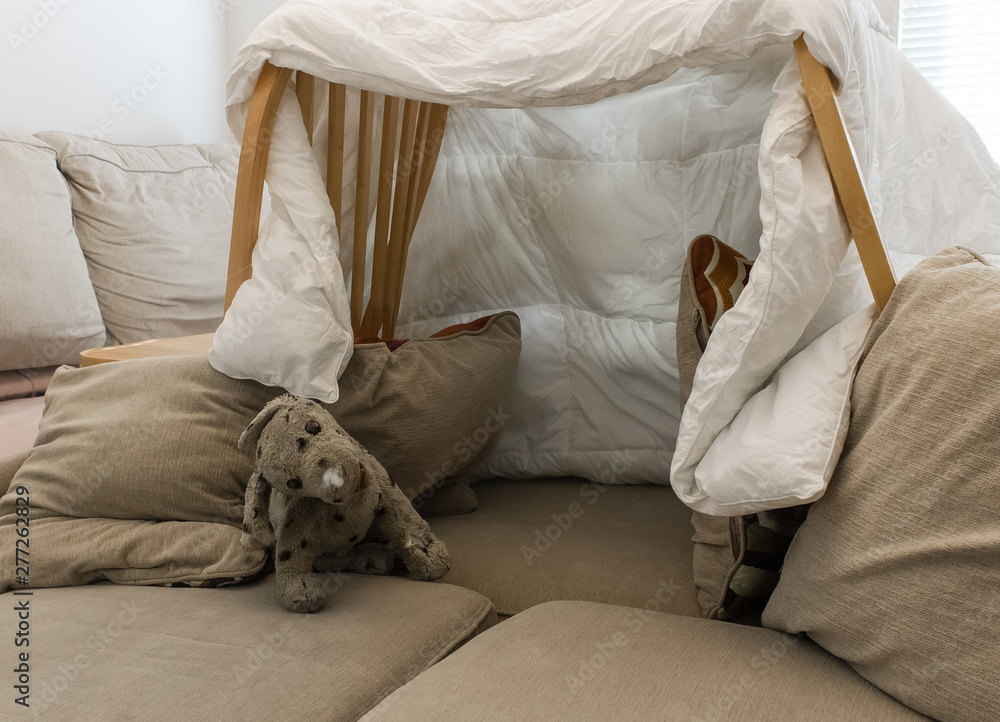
top-left (899, 0), bottom-right (1000, 160)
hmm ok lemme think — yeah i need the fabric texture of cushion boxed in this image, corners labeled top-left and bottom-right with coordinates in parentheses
top-left (676, 235), bottom-right (805, 620)
top-left (0, 452), bottom-right (29, 495)
top-left (0, 575), bottom-right (496, 719)
top-left (429, 478), bottom-right (700, 618)
top-left (0, 397), bottom-right (46, 458)
top-left (363, 600), bottom-right (926, 721)
top-left (0, 131), bottom-right (105, 370)
top-left (763, 247), bottom-right (1000, 722)
top-left (329, 312), bottom-right (521, 516)
top-left (36, 131), bottom-right (238, 345)
top-left (0, 356), bottom-right (282, 591)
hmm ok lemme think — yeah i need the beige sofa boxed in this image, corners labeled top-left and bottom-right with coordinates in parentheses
top-left (0, 130), bottom-right (928, 720)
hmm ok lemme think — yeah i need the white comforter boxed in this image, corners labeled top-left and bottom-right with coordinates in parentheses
top-left (211, 0), bottom-right (1000, 513)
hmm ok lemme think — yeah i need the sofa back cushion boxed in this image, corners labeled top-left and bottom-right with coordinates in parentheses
top-left (0, 131), bottom-right (105, 370)
top-left (37, 132), bottom-right (238, 345)
top-left (763, 247), bottom-right (1000, 721)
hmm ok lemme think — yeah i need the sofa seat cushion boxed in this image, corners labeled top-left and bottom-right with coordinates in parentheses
top-left (2, 574), bottom-right (496, 719)
top-left (364, 601), bottom-right (927, 721)
top-left (0, 397), bottom-right (44, 457)
top-left (429, 479), bottom-right (700, 618)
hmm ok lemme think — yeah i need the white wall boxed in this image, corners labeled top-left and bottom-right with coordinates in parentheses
top-left (0, 0), bottom-right (232, 144)
top-left (224, 0), bottom-right (285, 57)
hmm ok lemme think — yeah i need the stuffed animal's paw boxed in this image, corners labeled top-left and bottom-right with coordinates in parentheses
top-left (278, 573), bottom-right (327, 613)
top-left (314, 543), bottom-right (394, 575)
top-left (400, 532), bottom-right (451, 581)
top-left (241, 525), bottom-right (274, 550)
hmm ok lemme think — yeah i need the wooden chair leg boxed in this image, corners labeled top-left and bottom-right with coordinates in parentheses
top-left (225, 62), bottom-right (293, 311)
top-left (794, 36), bottom-right (896, 311)
top-left (296, 72), bottom-right (316, 146)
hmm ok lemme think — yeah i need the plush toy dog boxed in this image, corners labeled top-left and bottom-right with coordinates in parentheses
top-left (239, 394), bottom-right (451, 613)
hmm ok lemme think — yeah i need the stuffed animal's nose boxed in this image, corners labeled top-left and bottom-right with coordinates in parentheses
top-left (321, 467), bottom-right (345, 494)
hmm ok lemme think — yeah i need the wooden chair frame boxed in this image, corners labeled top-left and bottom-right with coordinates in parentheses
top-left (79, 36), bottom-right (894, 366)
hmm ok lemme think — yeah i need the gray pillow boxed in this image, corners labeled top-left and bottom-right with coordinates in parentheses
top-left (763, 247), bottom-right (1000, 721)
top-left (0, 131), bottom-right (105, 370)
top-left (37, 132), bottom-right (238, 345)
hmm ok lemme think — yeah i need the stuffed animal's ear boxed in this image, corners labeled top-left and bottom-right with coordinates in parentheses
top-left (239, 394), bottom-right (298, 450)
top-left (242, 472), bottom-right (274, 548)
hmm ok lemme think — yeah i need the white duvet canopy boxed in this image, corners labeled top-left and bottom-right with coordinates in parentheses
top-left (210, 0), bottom-right (1000, 514)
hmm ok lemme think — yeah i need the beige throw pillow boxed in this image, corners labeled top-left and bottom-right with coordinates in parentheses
top-left (0, 356), bottom-right (280, 591)
top-left (332, 312), bottom-right (522, 516)
top-left (763, 247), bottom-right (1000, 721)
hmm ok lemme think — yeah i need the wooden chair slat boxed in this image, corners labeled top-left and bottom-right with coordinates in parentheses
top-left (359, 96), bottom-right (401, 336)
top-left (350, 90), bottom-right (376, 331)
top-left (375, 99), bottom-right (420, 339)
top-left (385, 102), bottom-right (449, 337)
top-left (327, 83), bottom-right (347, 233)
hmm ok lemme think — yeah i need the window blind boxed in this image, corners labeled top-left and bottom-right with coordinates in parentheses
top-left (899, 0), bottom-right (1000, 159)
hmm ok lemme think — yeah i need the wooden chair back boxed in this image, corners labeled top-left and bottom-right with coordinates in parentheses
top-left (225, 63), bottom-right (449, 340)
top-left (793, 37), bottom-right (896, 310)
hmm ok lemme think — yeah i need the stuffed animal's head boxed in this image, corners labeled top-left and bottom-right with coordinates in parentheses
top-left (239, 394), bottom-right (371, 505)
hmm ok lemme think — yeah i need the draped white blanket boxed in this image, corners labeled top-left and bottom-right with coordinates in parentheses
top-left (210, 0), bottom-right (1000, 513)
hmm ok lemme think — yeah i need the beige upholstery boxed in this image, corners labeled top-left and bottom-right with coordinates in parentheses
top-left (363, 600), bottom-right (927, 721)
top-left (0, 131), bottom-right (105, 370)
top-left (0, 357), bottom-right (283, 590)
top-left (0, 397), bottom-right (44, 458)
top-left (329, 312), bottom-right (521, 514)
top-left (430, 479), bottom-right (700, 618)
top-left (37, 132), bottom-right (238, 345)
top-left (764, 248), bottom-right (1000, 721)
top-left (1, 575), bottom-right (496, 720)
top-left (0, 451), bottom-right (29, 493)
